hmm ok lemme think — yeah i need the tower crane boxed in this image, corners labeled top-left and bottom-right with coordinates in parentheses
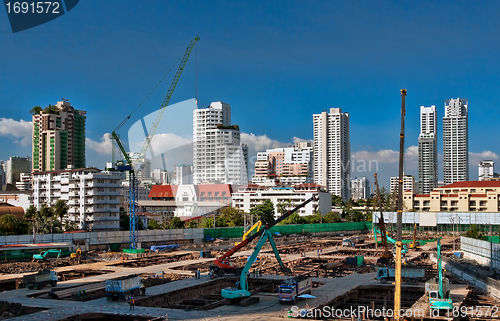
top-left (394, 89), bottom-right (407, 321)
top-left (111, 36), bottom-right (200, 250)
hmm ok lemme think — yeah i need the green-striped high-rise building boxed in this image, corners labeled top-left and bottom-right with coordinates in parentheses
top-left (32, 100), bottom-right (86, 172)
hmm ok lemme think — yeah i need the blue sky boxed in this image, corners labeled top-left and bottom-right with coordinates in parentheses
top-left (1, 1), bottom-right (499, 189)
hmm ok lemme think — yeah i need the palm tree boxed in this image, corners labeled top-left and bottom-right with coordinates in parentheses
top-left (0, 214), bottom-right (18, 234)
top-left (40, 204), bottom-right (54, 234)
top-left (52, 200), bottom-right (68, 224)
top-left (24, 205), bottom-right (38, 240)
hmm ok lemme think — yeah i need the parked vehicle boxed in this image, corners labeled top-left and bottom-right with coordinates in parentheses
top-left (376, 267), bottom-right (425, 284)
top-left (277, 276), bottom-right (313, 303)
top-left (105, 274), bottom-right (145, 301)
top-left (22, 269), bottom-right (58, 289)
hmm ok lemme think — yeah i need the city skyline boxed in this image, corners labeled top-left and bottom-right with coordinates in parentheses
top-left (1, 1), bottom-right (499, 189)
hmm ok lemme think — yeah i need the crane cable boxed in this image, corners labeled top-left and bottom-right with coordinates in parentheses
top-left (113, 55), bottom-right (182, 133)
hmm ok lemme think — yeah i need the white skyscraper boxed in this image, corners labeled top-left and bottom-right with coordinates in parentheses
top-left (193, 102), bottom-right (248, 185)
top-left (418, 106), bottom-right (438, 194)
top-left (443, 98), bottom-right (468, 184)
top-left (313, 108), bottom-right (350, 200)
top-left (350, 177), bottom-right (370, 201)
top-left (479, 160), bottom-right (494, 181)
top-left (175, 164), bottom-right (193, 185)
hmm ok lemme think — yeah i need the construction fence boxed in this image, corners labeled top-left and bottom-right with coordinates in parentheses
top-left (204, 221), bottom-right (372, 239)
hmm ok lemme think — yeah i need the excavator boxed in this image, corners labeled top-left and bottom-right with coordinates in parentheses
top-left (210, 196), bottom-right (317, 277)
top-left (235, 221), bottom-right (261, 246)
top-left (427, 238), bottom-right (453, 310)
top-left (409, 223), bottom-right (420, 249)
top-left (220, 196), bottom-right (317, 306)
top-left (373, 173), bottom-right (393, 266)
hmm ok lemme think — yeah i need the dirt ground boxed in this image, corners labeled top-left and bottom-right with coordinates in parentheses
top-left (0, 301), bottom-right (46, 320)
top-left (0, 258), bottom-right (96, 274)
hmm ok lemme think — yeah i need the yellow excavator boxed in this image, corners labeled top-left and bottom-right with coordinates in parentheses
top-left (409, 223), bottom-right (420, 249)
top-left (235, 221), bottom-right (262, 246)
top-left (70, 249), bottom-right (82, 260)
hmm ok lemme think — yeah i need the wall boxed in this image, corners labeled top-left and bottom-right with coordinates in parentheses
top-left (432, 253), bottom-right (500, 300)
top-left (461, 236), bottom-right (500, 269)
top-left (0, 228), bottom-right (205, 249)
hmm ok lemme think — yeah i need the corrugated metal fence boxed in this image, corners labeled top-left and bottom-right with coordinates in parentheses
top-left (461, 236), bottom-right (500, 269)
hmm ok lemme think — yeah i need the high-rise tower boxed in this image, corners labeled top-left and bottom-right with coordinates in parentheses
top-left (418, 105), bottom-right (438, 193)
top-left (32, 101), bottom-right (86, 172)
top-left (313, 108), bottom-right (350, 200)
top-left (443, 98), bottom-right (468, 184)
top-left (193, 102), bottom-right (248, 185)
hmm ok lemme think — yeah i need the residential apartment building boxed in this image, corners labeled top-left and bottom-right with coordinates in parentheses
top-left (0, 161), bottom-right (4, 187)
top-left (443, 98), bottom-right (468, 184)
top-left (479, 160), bottom-right (494, 181)
top-left (4, 156), bottom-right (31, 185)
top-left (252, 142), bottom-right (313, 186)
top-left (193, 102), bottom-right (248, 185)
top-left (174, 164), bottom-right (193, 185)
top-left (390, 173), bottom-right (415, 194)
top-left (418, 106), bottom-right (438, 194)
top-left (232, 183), bottom-right (331, 218)
top-left (32, 100), bottom-right (86, 172)
top-left (404, 181), bottom-right (500, 212)
top-left (350, 177), bottom-right (370, 201)
top-left (15, 173), bottom-right (31, 191)
top-left (313, 108), bottom-right (350, 200)
top-left (32, 168), bottom-right (121, 230)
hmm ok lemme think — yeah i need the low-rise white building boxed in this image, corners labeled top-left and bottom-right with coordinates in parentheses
top-left (32, 168), bottom-right (122, 230)
top-left (390, 173), bottom-right (415, 194)
top-left (231, 183), bottom-right (331, 218)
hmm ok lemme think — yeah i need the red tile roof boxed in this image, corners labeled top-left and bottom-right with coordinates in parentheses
top-left (414, 194), bottom-right (429, 197)
top-left (470, 194), bottom-right (487, 197)
top-left (438, 181), bottom-right (500, 189)
top-left (197, 184), bottom-right (233, 197)
top-left (148, 185), bottom-right (178, 198)
top-left (295, 183), bottom-right (325, 188)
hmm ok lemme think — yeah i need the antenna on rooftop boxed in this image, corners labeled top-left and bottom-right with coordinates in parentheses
top-left (61, 98), bottom-right (69, 102)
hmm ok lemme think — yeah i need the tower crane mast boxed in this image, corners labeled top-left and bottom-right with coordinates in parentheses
top-left (110, 36), bottom-right (200, 250)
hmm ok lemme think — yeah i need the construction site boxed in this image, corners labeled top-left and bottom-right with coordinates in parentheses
top-left (0, 223), bottom-right (499, 321)
top-left (2, 35), bottom-right (498, 321)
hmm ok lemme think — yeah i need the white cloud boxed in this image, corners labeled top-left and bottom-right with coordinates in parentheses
top-left (86, 134), bottom-right (112, 155)
top-left (241, 133), bottom-right (289, 152)
top-left (148, 133), bottom-right (192, 157)
top-left (469, 151), bottom-right (499, 166)
top-left (0, 118), bottom-right (32, 146)
top-left (292, 136), bottom-right (313, 144)
top-left (352, 145), bottom-right (419, 164)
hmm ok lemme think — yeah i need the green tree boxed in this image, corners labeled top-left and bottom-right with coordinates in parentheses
top-left (120, 213), bottom-right (130, 231)
top-left (220, 207), bottom-right (244, 227)
top-left (169, 217), bottom-right (185, 229)
top-left (52, 200), bottom-right (68, 224)
top-left (148, 220), bottom-right (161, 229)
top-left (276, 199), bottom-right (293, 216)
top-left (323, 211), bottom-right (342, 223)
top-left (465, 225), bottom-right (486, 240)
top-left (0, 214), bottom-right (19, 234)
top-left (281, 212), bottom-right (307, 225)
top-left (187, 220), bottom-right (198, 228)
top-left (351, 210), bottom-right (365, 222)
top-left (39, 204), bottom-right (54, 234)
top-left (250, 200), bottom-right (275, 225)
top-left (30, 106), bottom-right (42, 115)
top-left (332, 195), bottom-right (344, 207)
top-left (24, 205), bottom-right (38, 236)
top-left (304, 213), bottom-right (322, 224)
